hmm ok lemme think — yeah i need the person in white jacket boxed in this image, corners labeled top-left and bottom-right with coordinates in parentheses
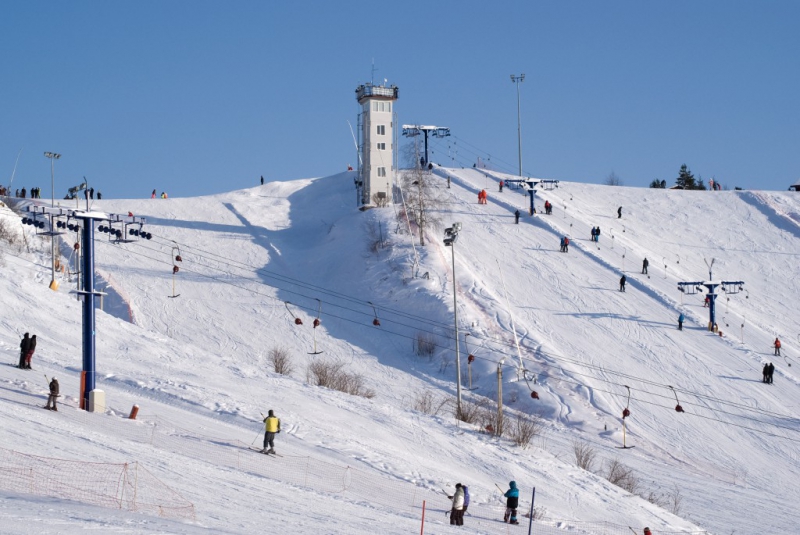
top-left (449, 483), bottom-right (466, 526)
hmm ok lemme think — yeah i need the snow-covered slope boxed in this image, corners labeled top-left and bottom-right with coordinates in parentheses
top-left (1, 169), bottom-right (798, 534)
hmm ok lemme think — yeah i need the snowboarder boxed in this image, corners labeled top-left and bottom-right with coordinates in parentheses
top-left (642, 258), bottom-right (649, 275)
top-left (503, 481), bottom-right (520, 524)
top-left (619, 275), bottom-right (627, 292)
top-left (762, 363), bottom-right (769, 383)
top-left (514, 210), bottom-right (520, 224)
top-left (18, 333), bottom-right (30, 369)
top-left (617, 206), bottom-right (622, 218)
top-left (45, 377), bottom-right (59, 411)
top-left (767, 363), bottom-right (775, 384)
top-left (774, 337), bottom-right (781, 356)
top-left (448, 483), bottom-right (466, 526)
top-left (262, 409), bottom-right (281, 454)
top-left (499, 180), bottom-right (504, 192)
top-left (24, 334), bottom-right (37, 369)
top-left (678, 312), bottom-right (685, 331)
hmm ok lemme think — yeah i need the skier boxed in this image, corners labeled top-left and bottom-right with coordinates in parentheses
top-left (260, 175), bottom-right (264, 185)
top-left (563, 236), bottom-right (570, 252)
top-left (89, 187), bottom-right (94, 199)
top-left (642, 258), bottom-right (649, 275)
top-left (514, 210), bottom-right (520, 224)
top-left (591, 227), bottom-right (596, 242)
top-left (678, 312), bottom-right (685, 331)
top-left (503, 481), bottom-right (520, 524)
top-left (24, 334), bottom-right (37, 369)
top-left (644, 528), bottom-right (652, 535)
top-left (151, 189), bottom-right (156, 199)
top-left (774, 337), bottom-right (781, 356)
top-left (97, 191), bottom-right (102, 200)
top-left (560, 237), bottom-right (565, 253)
top-left (762, 363), bottom-right (769, 383)
top-left (18, 333), bottom-right (31, 369)
top-left (704, 296), bottom-right (710, 308)
top-left (262, 409), bottom-right (281, 454)
top-left (462, 484), bottom-right (470, 515)
top-left (499, 180), bottom-right (504, 192)
top-left (595, 226), bottom-right (601, 242)
top-left (448, 483), bottom-right (466, 526)
top-left (617, 206), bottom-right (622, 218)
top-left (619, 275), bottom-right (627, 292)
top-left (44, 377), bottom-right (59, 411)
top-left (545, 200), bottom-right (552, 215)
top-left (767, 363), bottom-right (775, 384)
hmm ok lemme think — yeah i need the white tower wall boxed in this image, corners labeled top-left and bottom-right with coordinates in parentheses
top-left (356, 84), bottom-right (398, 207)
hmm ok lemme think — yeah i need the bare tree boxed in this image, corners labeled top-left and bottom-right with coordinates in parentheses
top-left (397, 142), bottom-right (444, 246)
top-left (605, 171), bottom-right (624, 186)
top-left (268, 347), bottom-right (294, 376)
top-left (572, 440), bottom-right (597, 471)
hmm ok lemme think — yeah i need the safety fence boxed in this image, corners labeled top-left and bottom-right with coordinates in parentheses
top-left (0, 380), bottom-right (710, 534)
top-left (0, 447), bottom-right (195, 521)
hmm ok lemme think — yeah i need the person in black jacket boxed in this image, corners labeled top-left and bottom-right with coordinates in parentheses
top-left (19, 333), bottom-right (30, 369)
top-left (45, 377), bottom-right (59, 411)
top-left (762, 363), bottom-right (769, 383)
top-left (767, 363), bottom-right (775, 384)
top-left (24, 335), bottom-right (37, 369)
top-left (642, 258), bottom-right (649, 275)
top-left (619, 275), bottom-right (627, 292)
top-left (514, 210), bottom-right (520, 224)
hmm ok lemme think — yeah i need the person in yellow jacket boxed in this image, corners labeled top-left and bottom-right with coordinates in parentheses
top-left (262, 409), bottom-right (281, 454)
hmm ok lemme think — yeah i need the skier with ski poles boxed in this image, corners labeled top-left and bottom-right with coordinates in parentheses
top-left (499, 481), bottom-right (520, 524)
top-left (261, 409), bottom-right (281, 454)
top-left (774, 337), bottom-right (781, 356)
top-left (44, 376), bottom-right (59, 411)
top-left (678, 312), bottom-right (685, 331)
top-left (447, 483), bottom-right (466, 526)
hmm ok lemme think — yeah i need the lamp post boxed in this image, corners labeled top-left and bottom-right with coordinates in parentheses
top-left (510, 74), bottom-right (525, 177)
top-left (444, 223), bottom-right (463, 417)
top-left (44, 151), bottom-right (61, 290)
top-left (497, 357), bottom-right (506, 436)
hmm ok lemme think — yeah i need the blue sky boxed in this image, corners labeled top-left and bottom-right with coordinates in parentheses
top-left (1, 1), bottom-right (798, 199)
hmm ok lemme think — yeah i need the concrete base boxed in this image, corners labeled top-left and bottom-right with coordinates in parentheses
top-left (49, 279), bottom-right (59, 291)
top-left (89, 390), bottom-right (106, 413)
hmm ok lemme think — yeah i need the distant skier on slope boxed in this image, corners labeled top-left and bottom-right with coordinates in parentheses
top-left (619, 275), bottom-right (627, 292)
top-left (514, 210), bottom-right (520, 224)
top-left (774, 337), bottom-right (781, 356)
top-left (595, 226), bottom-right (601, 243)
top-left (24, 334), bottom-right (37, 369)
top-left (642, 258), bottom-right (649, 275)
top-left (563, 236), bottom-right (570, 252)
top-left (503, 481), bottom-right (520, 524)
top-left (44, 377), bottom-right (59, 411)
top-left (767, 363), bottom-right (775, 384)
top-left (643, 528), bottom-right (652, 535)
top-left (678, 312), bottom-right (685, 331)
top-left (262, 409), bottom-right (281, 454)
top-left (499, 180), bottom-right (504, 192)
top-left (762, 363), bottom-right (769, 383)
top-left (448, 483), bottom-right (466, 526)
top-left (617, 206), bottom-right (622, 218)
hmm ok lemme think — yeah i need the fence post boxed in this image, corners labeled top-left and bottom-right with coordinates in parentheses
top-left (527, 487), bottom-right (536, 535)
top-left (132, 462), bottom-right (139, 512)
top-left (119, 463), bottom-right (128, 509)
top-left (304, 457), bottom-right (310, 488)
top-left (420, 499), bottom-right (426, 535)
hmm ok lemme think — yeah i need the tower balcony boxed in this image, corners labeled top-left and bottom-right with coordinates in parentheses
top-left (356, 84), bottom-right (399, 102)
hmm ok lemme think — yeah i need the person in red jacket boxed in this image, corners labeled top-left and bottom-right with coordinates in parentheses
top-left (774, 338), bottom-right (781, 356)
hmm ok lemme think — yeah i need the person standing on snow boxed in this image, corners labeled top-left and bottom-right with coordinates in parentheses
top-left (643, 528), bottom-right (652, 535)
top-left (762, 363), bottom-right (770, 383)
top-left (514, 210), bottom-right (520, 224)
top-left (619, 275), bottom-right (627, 292)
top-left (499, 180), bottom-right (504, 192)
top-left (678, 312), bottom-right (685, 331)
top-left (617, 206), bottom-right (622, 218)
top-left (45, 377), bottom-right (59, 411)
top-left (260, 175), bottom-right (264, 185)
top-left (560, 237), bottom-right (565, 253)
top-left (503, 481), bottom-right (520, 524)
top-left (563, 236), bottom-right (570, 252)
top-left (774, 338), bottom-right (781, 356)
top-left (262, 409), bottom-right (281, 454)
top-left (767, 363), bottom-right (775, 384)
top-left (590, 227), bottom-right (596, 242)
top-left (19, 333), bottom-right (31, 369)
top-left (24, 334), bottom-right (37, 369)
top-left (151, 189), bottom-right (156, 199)
top-left (642, 258), bottom-right (649, 275)
top-left (448, 483), bottom-right (466, 526)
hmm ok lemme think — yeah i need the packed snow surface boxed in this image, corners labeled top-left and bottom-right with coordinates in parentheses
top-left (1, 168), bottom-right (799, 534)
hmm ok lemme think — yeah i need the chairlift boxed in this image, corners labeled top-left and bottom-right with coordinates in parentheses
top-left (669, 386), bottom-right (684, 413)
top-left (464, 333), bottom-right (478, 390)
top-left (308, 299), bottom-right (323, 355)
top-left (368, 301), bottom-right (381, 326)
top-left (616, 386), bottom-right (635, 449)
top-left (285, 301), bottom-right (302, 325)
top-left (168, 245), bottom-right (182, 298)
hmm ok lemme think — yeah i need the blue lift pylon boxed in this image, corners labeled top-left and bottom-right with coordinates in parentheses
top-left (677, 258), bottom-right (744, 332)
top-left (25, 205), bottom-right (148, 410)
top-left (502, 178), bottom-right (560, 215)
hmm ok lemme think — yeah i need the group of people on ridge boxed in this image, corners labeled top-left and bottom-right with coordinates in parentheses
top-left (447, 481), bottom-right (519, 526)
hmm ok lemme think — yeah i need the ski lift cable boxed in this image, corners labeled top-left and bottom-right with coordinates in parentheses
top-left (100, 239), bottom-right (797, 424)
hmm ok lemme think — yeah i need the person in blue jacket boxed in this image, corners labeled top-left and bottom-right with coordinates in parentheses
top-left (678, 312), bottom-right (685, 331)
top-left (503, 481), bottom-right (520, 524)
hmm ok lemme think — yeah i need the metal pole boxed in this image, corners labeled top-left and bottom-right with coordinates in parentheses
top-left (48, 155), bottom-right (56, 289)
top-left (452, 241), bottom-right (462, 417)
top-left (497, 359), bottom-right (505, 436)
top-left (516, 78), bottom-right (522, 177)
top-left (80, 216), bottom-right (97, 409)
top-left (527, 487), bottom-right (536, 535)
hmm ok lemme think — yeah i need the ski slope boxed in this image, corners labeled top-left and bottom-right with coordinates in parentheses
top-left (1, 169), bottom-right (799, 534)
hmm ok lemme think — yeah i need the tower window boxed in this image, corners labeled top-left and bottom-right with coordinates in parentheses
top-left (377, 125), bottom-right (386, 135)
top-left (377, 167), bottom-right (386, 177)
top-left (377, 142), bottom-right (386, 150)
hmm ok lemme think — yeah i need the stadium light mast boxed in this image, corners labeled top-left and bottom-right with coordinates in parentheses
top-left (44, 151), bottom-right (61, 290)
top-left (510, 74), bottom-right (525, 177)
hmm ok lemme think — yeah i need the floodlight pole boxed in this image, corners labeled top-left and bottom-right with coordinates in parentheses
top-left (511, 74), bottom-right (525, 177)
top-left (444, 224), bottom-right (463, 417)
top-left (44, 151), bottom-right (61, 290)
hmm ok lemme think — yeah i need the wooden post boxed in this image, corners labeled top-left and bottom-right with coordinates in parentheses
top-left (419, 500), bottom-right (426, 535)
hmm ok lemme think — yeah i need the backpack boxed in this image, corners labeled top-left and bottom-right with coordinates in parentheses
top-left (564, 238), bottom-right (570, 245)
